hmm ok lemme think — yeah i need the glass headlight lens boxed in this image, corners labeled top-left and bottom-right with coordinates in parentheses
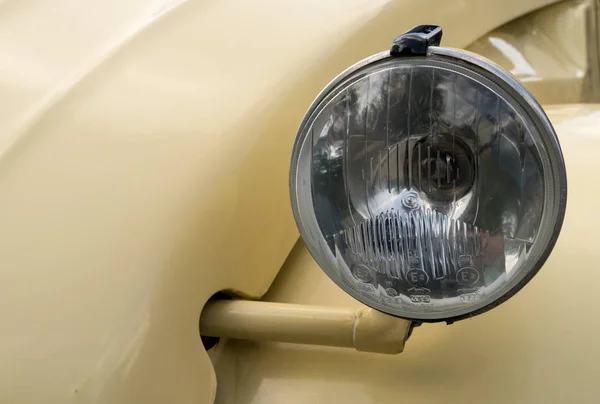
top-left (290, 47), bottom-right (566, 321)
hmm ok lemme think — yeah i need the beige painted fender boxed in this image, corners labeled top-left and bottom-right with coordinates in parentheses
top-left (0, 0), bottom-right (564, 403)
top-left (468, 0), bottom-right (600, 104)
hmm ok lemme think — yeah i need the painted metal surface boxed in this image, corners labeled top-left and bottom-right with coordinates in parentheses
top-left (200, 300), bottom-right (409, 354)
top-left (0, 0), bottom-right (564, 403)
top-left (213, 104), bottom-right (600, 400)
top-left (468, 0), bottom-right (597, 104)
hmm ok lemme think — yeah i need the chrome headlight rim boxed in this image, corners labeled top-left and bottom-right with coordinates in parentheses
top-left (290, 46), bottom-right (567, 323)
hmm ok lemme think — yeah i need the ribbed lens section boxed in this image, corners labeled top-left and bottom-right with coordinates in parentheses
top-left (341, 203), bottom-right (488, 282)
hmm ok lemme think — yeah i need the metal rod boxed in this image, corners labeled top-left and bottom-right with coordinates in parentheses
top-left (200, 300), bottom-right (410, 354)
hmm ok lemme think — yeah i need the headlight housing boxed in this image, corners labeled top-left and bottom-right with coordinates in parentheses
top-left (290, 26), bottom-right (567, 322)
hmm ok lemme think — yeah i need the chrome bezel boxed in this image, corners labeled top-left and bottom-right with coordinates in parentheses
top-left (290, 47), bottom-right (567, 322)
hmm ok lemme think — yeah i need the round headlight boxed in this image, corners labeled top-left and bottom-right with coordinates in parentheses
top-left (290, 27), bottom-right (566, 322)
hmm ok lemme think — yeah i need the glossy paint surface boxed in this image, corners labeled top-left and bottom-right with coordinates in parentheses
top-left (0, 0), bottom-right (561, 403)
top-left (468, 0), bottom-right (594, 104)
top-left (214, 104), bottom-right (600, 401)
top-left (201, 300), bottom-right (409, 354)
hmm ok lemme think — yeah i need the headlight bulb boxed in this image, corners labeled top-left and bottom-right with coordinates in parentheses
top-left (290, 26), bottom-right (567, 322)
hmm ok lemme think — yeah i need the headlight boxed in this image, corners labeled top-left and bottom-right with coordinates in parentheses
top-left (290, 26), bottom-right (567, 322)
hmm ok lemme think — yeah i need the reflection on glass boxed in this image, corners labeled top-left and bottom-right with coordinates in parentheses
top-left (309, 62), bottom-right (544, 314)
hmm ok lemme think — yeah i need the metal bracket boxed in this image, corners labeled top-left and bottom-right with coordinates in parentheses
top-left (390, 25), bottom-right (443, 56)
top-left (200, 300), bottom-right (410, 354)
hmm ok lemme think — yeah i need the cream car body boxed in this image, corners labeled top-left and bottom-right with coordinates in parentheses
top-left (0, 0), bottom-right (597, 403)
